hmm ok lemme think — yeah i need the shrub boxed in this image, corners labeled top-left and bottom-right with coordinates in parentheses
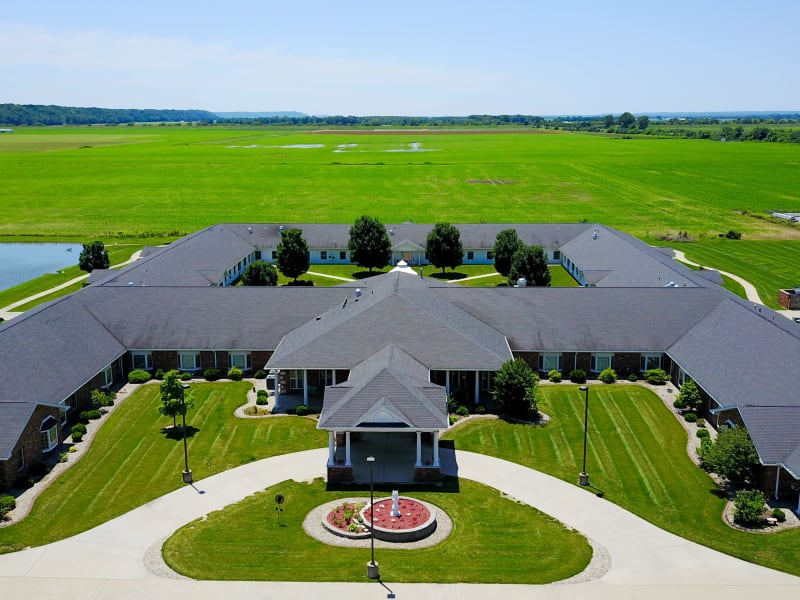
top-left (733, 489), bottom-right (765, 526)
top-left (772, 508), bottom-right (786, 522)
top-left (699, 426), bottom-right (760, 485)
top-left (673, 398), bottom-right (687, 410)
top-left (456, 405), bottom-right (469, 417)
top-left (257, 389), bottom-right (268, 397)
top-left (0, 495), bottom-right (16, 518)
top-left (547, 369), bottom-right (562, 383)
top-left (91, 389), bottom-right (114, 408)
top-left (628, 373), bottom-right (638, 382)
top-left (295, 404), bottom-right (309, 416)
top-left (227, 366), bottom-right (243, 381)
top-left (128, 369), bottom-right (151, 384)
top-left (695, 418), bottom-right (705, 428)
top-left (569, 369), bottom-right (586, 384)
top-left (696, 428), bottom-right (710, 439)
top-left (677, 380), bottom-right (702, 412)
top-left (180, 372), bottom-right (192, 381)
top-left (256, 396), bottom-right (268, 406)
top-left (71, 423), bottom-right (87, 435)
top-left (59, 452), bottom-right (69, 463)
top-left (72, 431), bottom-right (84, 443)
top-left (155, 368), bottom-right (165, 380)
top-left (684, 412), bottom-right (697, 423)
top-left (643, 368), bottom-right (668, 385)
top-left (598, 368), bottom-right (617, 384)
top-left (475, 404), bottom-right (486, 415)
top-left (449, 415), bottom-right (458, 425)
top-left (254, 369), bottom-right (267, 379)
top-left (725, 230), bottom-right (742, 240)
top-left (203, 368), bottom-right (221, 381)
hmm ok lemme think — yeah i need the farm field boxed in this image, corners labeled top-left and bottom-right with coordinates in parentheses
top-left (1, 126), bottom-right (798, 305)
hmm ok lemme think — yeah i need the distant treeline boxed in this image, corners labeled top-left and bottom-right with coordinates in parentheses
top-left (0, 103), bottom-right (217, 126)
top-left (2, 104), bottom-right (799, 143)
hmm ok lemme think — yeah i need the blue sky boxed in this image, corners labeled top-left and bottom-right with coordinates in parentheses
top-left (2, 0), bottom-right (798, 115)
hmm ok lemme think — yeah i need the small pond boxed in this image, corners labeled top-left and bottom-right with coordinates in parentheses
top-left (0, 243), bottom-right (82, 292)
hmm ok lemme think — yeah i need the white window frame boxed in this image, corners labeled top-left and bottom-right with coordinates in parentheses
top-left (289, 369), bottom-right (304, 390)
top-left (16, 447), bottom-right (25, 471)
top-left (480, 371), bottom-right (493, 390)
top-left (102, 364), bottom-right (113, 388)
top-left (539, 353), bottom-right (562, 373)
top-left (592, 353), bottom-right (613, 373)
top-left (339, 251), bottom-right (347, 260)
top-left (678, 367), bottom-right (690, 386)
top-left (179, 352), bottom-right (201, 371)
top-left (640, 353), bottom-right (661, 372)
top-left (40, 421), bottom-right (58, 452)
top-left (320, 250), bottom-right (328, 260)
top-left (228, 352), bottom-right (251, 370)
top-left (131, 352), bottom-right (152, 370)
top-left (466, 250), bottom-right (474, 260)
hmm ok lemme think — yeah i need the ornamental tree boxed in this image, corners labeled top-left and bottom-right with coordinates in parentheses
top-left (242, 260), bottom-right (277, 286)
top-left (276, 228), bottom-right (310, 283)
top-left (508, 245), bottom-right (551, 287)
top-left (348, 215), bottom-right (392, 272)
top-left (78, 240), bottom-right (110, 273)
top-left (491, 358), bottom-right (539, 419)
top-left (676, 379), bottom-right (702, 411)
top-left (425, 222), bottom-right (463, 274)
top-left (699, 425), bottom-right (760, 485)
top-left (158, 370), bottom-right (194, 429)
top-left (492, 228), bottom-right (522, 278)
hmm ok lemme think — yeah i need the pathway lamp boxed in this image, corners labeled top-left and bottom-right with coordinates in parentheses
top-left (366, 455), bottom-right (379, 579)
top-left (579, 385), bottom-right (590, 486)
top-left (181, 383), bottom-right (192, 484)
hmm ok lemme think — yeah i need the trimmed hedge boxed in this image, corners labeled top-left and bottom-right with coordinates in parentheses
top-left (227, 366), bottom-right (243, 381)
top-left (569, 369), bottom-right (586, 384)
top-left (295, 405), bottom-right (309, 416)
top-left (598, 368), bottom-right (617, 384)
top-left (254, 369), bottom-right (267, 379)
top-left (203, 368), bottom-right (221, 381)
top-left (128, 369), bottom-right (151, 384)
top-left (643, 368), bottom-right (668, 385)
top-left (0, 495), bottom-right (16, 518)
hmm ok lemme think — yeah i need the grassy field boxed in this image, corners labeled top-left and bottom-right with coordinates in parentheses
top-left (163, 478), bottom-right (591, 583)
top-left (445, 384), bottom-right (800, 576)
top-left (0, 382), bottom-right (326, 554)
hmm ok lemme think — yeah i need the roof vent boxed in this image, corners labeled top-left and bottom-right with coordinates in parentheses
top-left (279, 225), bottom-right (285, 231)
top-left (592, 228), bottom-right (599, 240)
top-left (355, 288), bottom-right (362, 300)
top-left (389, 229), bottom-right (394, 235)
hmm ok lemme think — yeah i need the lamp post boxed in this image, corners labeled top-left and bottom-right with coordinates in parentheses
top-left (579, 385), bottom-right (590, 486)
top-left (181, 383), bottom-right (192, 484)
top-left (366, 455), bottom-right (379, 579)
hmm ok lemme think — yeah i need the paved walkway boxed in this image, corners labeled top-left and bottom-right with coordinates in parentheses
top-left (1, 448), bottom-right (798, 599)
top-left (673, 249), bottom-right (763, 304)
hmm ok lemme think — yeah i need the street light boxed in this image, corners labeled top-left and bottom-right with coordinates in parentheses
top-left (366, 455), bottom-right (379, 579)
top-left (579, 385), bottom-right (590, 486)
top-left (181, 383), bottom-right (192, 484)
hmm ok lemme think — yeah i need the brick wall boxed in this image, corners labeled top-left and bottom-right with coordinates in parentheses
top-left (0, 405), bottom-right (62, 491)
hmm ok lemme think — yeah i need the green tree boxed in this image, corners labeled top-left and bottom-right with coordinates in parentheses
top-left (78, 240), bottom-right (110, 273)
top-left (603, 114), bottom-right (615, 128)
top-left (158, 370), bottom-right (194, 429)
top-left (733, 489), bottom-right (766, 525)
top-left (491, 358), bottom-right (539, 419)
top-left (618, 112), bottom-right (636, 129)
top-left (676, 379), bottom-right (702, 411)
top-left (276, 228), bottom-right (310, 283)
top-left (637, 115), bottom-right (649, 130)
top-left (242, 260), bottom-right (277, 286)
top-left (699, 426), bottom-right (760, 485)
top-left (492, 228), bottom-right (522, 278)
top-left (508, 245), bottom-right (551, 286)
top-left (425, 222), bottom-right (463, 273)
top-left (348, 215), bottom-right (392, 272)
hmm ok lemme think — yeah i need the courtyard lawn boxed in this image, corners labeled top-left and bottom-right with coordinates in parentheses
top-left (445, 384), bottom-right (800, 576)
top-left (162, 477), bottom-right (591, 583)
top-left (0, 382), bottom-right (326, 554)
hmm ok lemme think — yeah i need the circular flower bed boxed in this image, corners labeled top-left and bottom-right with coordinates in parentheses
top-left (322, 501), bottom-right (370, 539)
top-left (362, 497), bottom-right (431, 530)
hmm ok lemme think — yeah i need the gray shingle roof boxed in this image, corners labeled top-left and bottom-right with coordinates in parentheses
top-left (738, 406), bottom-right (800, 478)
top-left (267, 272), bottom-right (512, 370)
top-left (0, 403), bottom-right (36, 459)
top-left (318, 344), bottom-right (448, 430)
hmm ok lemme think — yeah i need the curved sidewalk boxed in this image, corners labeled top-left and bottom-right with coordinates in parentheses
top-left (673, 249), bottom-right (763, 304)
top-left (0, 448), bottom-right (798, 599)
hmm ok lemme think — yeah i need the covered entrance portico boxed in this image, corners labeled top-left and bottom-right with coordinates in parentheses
top-left (326, 430), bottom-right (441, 483)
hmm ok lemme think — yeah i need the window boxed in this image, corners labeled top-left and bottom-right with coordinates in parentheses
top-left (466, 251), bottom-right (474, 260)
top-left (678, 368), bottom-right (690, 386)
top-left (480, 371), bottom-right (494, 390)
top-left (40, 416), bottom-right (58, 452)
top-left (228, 352), bottom-right (251, 370)
top-left (179, 352), bottom-right (200, 371)
top-left (16, 447), bottom-right (24, 471)
top-left (271, 251), bottom-right (277, 259)
top-left (318, 370), bottom-right (334, 387)
top-left (539, 353), bottom-right (561, 373)
top-left (487, 251), bottom-right (494, 260)
top-left (592, 353), bottom-right (613, 372)
top-left (102, 364), bottom-right (113, 388)
top-left (289, 370), bottom-right (304, 390)
top-left (321, 251), bottom-right (328, 260)
top-left (553, 250), bottom-right (561, 260)
top-left (640, 353), bottom-right (661, 371)
top-left (340, 251), bottom-right (347, 260)
top-left (131, 352), bottom-right (152, 370)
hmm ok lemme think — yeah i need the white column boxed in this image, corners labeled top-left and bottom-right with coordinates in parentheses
top-left (775, 466), bottom-right (781, 500)
top-left (332, 369), bottom-right (337, 385)
top-left (474, 371), bottom-right (480, 404)
top-left (433, 431), bottom-right (440, 467)
top-left (445, 370), bottom-right (450, 394)
top-left (345, 431), bottom-right (351, 466)
top-left (274, 370), bottom-right (280, 406)
top-left (328, 431), bottom-right (335, 466)
top-left (303, 369), bottom-right (308, 406)
top-left (415, 432), bottom-right (422, 467)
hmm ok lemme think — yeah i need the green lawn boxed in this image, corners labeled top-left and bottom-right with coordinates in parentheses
top-left (0, 382), bottom-right (326, 554)
top-left (163, 477), bottom-right (591, 583)
top-left (445, 384), bottom-right (800, 576)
